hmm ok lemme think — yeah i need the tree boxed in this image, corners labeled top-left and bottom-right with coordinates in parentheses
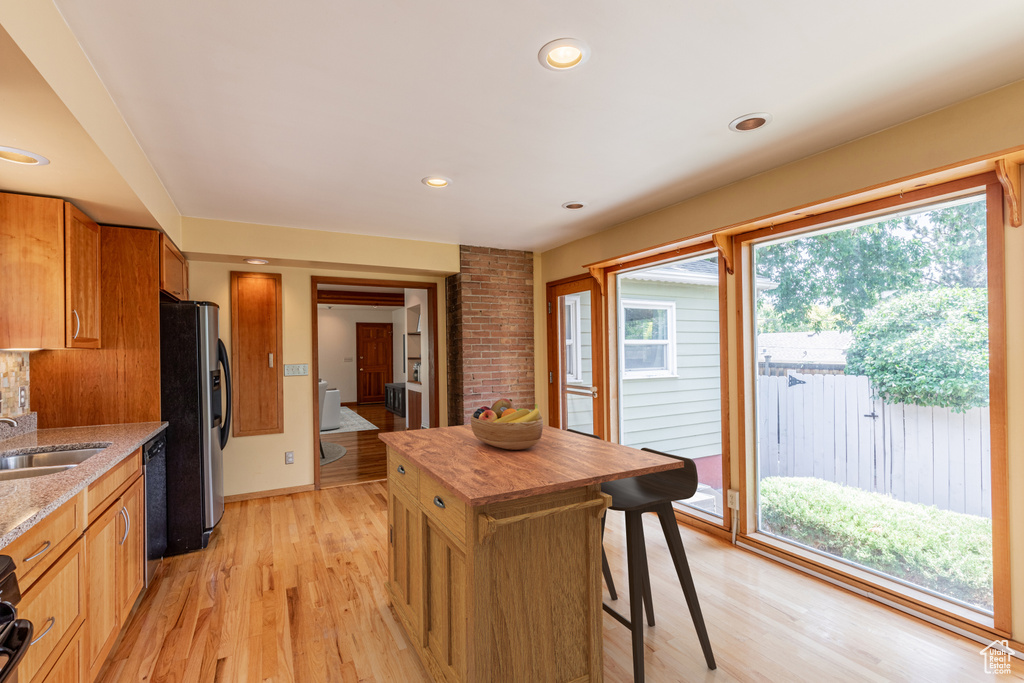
top-left (844, 287), bottom-right (988, 411)
top-left (754, 198), bottom-right (987, 332)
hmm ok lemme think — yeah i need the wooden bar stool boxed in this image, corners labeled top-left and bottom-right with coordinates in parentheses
top-left (598, 443), bottom-right (717, 681)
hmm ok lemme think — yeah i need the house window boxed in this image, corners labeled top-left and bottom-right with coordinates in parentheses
top-left (564, 294), bottom-right (583, 383)
top-left (620, 299), bottom-right (676, 378)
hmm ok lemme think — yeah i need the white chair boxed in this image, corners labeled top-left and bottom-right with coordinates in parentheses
top-left (322, 389), bottom-right (342, 431)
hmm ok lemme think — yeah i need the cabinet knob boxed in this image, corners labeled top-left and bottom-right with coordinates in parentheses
top-left (397, 465), bottom-right (406, 475)
top-left (433, 496), bottom-right (446, 509)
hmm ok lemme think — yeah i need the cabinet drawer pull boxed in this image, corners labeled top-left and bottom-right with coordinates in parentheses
top-left (23, 540), bottom-right (51, 563)
top-left (433, 496), bottom-right (445, 509)
top-left (72, 309), bottom-right (81, 339)
top-left (397, 465), bottom-right (406, 475)
top-left (31, 616), bottom-right (55, 645)
top-left (119, 507), bottom-right (130, 545)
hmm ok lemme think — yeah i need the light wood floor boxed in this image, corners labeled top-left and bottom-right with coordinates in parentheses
top-left (99, 482), bottom-right (1022, 682)
top-left (319, 403), bottom-right (406, 488)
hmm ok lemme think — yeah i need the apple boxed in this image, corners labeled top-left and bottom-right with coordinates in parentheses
top-left (479, 409), bottom-right (497, 422)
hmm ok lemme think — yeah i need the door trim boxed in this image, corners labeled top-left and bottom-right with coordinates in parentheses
top-left (311, 276), bottom-right (440, 490)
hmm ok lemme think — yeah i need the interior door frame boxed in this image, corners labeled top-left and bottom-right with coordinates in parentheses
top-left (355, 322), bottom-right (394, 404)
top-left (546, 273), bottom-right (607, 439)
top-left (311, 276), bottom-right (440, 490)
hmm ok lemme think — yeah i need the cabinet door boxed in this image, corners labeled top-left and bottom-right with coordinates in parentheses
top-left (230, 271), bottom-right (284, 435)
top-left (64, 203), bottom-right (101, 349)
top-left (37, 623), bottom-right (83, 683)
top-left (160, 234), bottom-right (187, 300)
top-left (425, 521), bottom-right (467, 682)
top-left (84, 502), bottom-right (121, 682)
top-left (117, 476), bottom-right (146, 622)
top-left (0, 192), bottom-right (65, 349)
top-left (389, 484), bottom-right (423, 636)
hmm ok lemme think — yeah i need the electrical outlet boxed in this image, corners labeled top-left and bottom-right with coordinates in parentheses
top-left (19, 386), bottom-right (27, 409)
top-left (727, 489), bottom-right (740, 510)
top-left (285, 451), bottom-right (295, 464)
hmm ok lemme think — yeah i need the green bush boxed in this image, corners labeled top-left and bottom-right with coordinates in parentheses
top-left (760, 477), bottom-right (992, 610)
top-left (844, 287), bottom-right (988, 412)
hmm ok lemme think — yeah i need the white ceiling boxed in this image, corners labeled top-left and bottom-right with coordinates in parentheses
top-left (52, 0), bottom-right (1024, 251)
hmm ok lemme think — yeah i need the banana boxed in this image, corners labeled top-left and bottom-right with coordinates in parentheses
top-left (510, 407), bottom-right (540, 423)
top-left (495, 408), bottom-right (530, 423)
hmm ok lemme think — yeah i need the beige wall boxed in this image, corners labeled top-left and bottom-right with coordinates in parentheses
top-left (189, 260), bottom-right (448, 497)
top-left (538, 78), bottom-right (1024, 641)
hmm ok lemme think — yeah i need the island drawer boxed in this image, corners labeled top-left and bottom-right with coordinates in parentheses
top-left (2, 491), bottom-right (85, 592)
top-left (420, 476), bottom-right (466, 546)
top-left (388, 449), bottom-right (420, 496)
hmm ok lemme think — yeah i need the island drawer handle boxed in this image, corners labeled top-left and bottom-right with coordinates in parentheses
top-left (24, 540), bottom-right (51, 563)
top-left (478, 494), bottom-right (612, 544)
top-left (397, 465), bottom-right (405, 475)
top-left (31, 616), bottom-right (56, 645)
top-left (433, 496), bottom-right (445, 509)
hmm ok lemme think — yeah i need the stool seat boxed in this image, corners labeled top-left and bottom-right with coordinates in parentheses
top-left (601, 462), bottom-right (697, 511)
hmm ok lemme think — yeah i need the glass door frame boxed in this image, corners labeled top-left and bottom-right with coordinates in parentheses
top-left (733, 172), bottom-right (1011, 635)
top-left (546, 274), bottom-right (607, 439)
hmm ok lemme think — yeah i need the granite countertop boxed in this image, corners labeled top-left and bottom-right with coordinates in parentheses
top-left (0, 422), bottom-right (167, 549)
top-left (379, 425), bottom-right (685, 506)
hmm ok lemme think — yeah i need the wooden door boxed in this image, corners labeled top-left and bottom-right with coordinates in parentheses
top-left (389, 484), bottom-right (423, 636)
top-left (117, 477), bottom-right (146, 622)
top-left (84, 502), bottom-right (121, 682)
top-left (64, 203), bottom-right (102, 349)
top-left (424, 522), bottom-right (467, 682)
top-left (546, 275), bottom-right (607, 438)
top-left (356, 322), bottom-right (392, 404)
top-left (231, 272), bottom-right (284, 436)
top-left (407, 389), bottom-right (423, 431)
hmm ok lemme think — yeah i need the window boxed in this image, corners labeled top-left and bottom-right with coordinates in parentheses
top-left (620, 299), bottom-right (676, 378)
top-left (564, 294), bottom-right (583, 384)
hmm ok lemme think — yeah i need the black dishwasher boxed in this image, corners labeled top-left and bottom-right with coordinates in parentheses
top-left (144, 432), bottom-right (168, 585)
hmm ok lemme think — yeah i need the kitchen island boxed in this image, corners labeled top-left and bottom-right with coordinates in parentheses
top-left (379, 425), bottom-right (688, 683)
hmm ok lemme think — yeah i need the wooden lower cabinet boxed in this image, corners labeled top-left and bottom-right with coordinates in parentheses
top-left (84, 474), bottom-right (146, 683)
top-left (386, 449), bottom-right (607, 683)
top-left (38, 625), bottom-right (84, 683)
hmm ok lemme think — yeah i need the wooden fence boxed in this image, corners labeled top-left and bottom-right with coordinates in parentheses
top-left (756, 373), bottom-right (991, 518)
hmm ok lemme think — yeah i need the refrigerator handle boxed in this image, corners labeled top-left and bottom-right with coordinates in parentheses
top-left (218, 338), bottom-right (232, 450)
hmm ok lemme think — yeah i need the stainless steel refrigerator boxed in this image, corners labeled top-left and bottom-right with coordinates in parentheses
top-left (160, 301), bottom-right (231, 555)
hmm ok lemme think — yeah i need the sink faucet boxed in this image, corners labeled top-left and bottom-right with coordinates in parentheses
top-left (0, 417), bottom-right (17, 427)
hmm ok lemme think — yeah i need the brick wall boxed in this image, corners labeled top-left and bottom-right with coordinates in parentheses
top-left (446, 246), bottom-right (535, 424)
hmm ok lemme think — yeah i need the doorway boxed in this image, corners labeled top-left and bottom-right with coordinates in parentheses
top-left (311, 277), bottom-right (440, 490)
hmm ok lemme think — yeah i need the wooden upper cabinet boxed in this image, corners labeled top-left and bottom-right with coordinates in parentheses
top-left (0, 192), bottom-right (101, 350)
top-left (231, 271), bottom-right (284, 436)
top-left (64, 204), bottom-right (102, 348)
top-left (160, 233), bottom-right (188, 300)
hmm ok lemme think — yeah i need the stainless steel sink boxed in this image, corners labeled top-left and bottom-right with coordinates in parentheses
top-left (0, 447), bottom-right (106, 481)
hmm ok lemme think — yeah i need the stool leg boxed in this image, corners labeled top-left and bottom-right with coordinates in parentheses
top-left (601, 513), bottom-right (618, 601)
top-left (637, 523), bottom-right (655, 626)
top-left (656, 504), bottom-right (716, 670)
top-left (625, 510), bottom-right (646, 683)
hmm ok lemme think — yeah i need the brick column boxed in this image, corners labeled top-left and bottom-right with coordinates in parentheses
top-left (446, 246), bottom-right (535, 424)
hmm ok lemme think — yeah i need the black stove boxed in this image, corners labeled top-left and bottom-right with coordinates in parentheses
top-left (0, 555), bottom-right (32, 683)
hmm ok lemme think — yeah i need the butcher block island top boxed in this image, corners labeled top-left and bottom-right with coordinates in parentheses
top-left (378, 425), bottom-right (688, 683)
top-left (379, 424), bottom-right (687, 506)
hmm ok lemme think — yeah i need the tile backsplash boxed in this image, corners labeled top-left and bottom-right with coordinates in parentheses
top-left (0, 351), bottom-right (29, 416)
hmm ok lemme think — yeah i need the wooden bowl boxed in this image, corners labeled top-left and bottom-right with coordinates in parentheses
top-left (470, 416), bottom-right (543, 450)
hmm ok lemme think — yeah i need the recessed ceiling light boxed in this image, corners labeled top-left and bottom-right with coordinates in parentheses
top-left (244, 258), bottom-right (268, 265)
top-left (562, 201), bottom-right (586, 210)
top-left (0, 145), bottom-right (50, 166)
top-left (422, 176), bottom-right (451, 188)
top-left (729, 113), bottom-right (772, 132)
top-left (538, 38), bottom-right (591, 71)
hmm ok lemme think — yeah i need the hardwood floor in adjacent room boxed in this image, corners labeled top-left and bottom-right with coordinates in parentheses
top-left (319, 403), bottom-right (406, 488)
top-left (98, 482), bottom-right (1021, 683)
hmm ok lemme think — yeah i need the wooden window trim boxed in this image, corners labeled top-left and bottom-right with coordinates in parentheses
top-left (732, 171), bottom-right (1011, 634)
